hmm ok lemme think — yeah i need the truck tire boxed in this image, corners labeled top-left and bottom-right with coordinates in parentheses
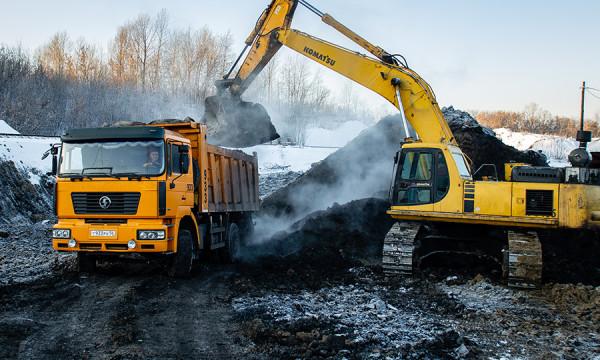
top-left (241, 215), bottom-right (254, 245)
top-left (169, 228), bottom-right (194, 278)
top-left (222, 222), bottom-right (241, 263)
top-left (78, 253), bottom-right (96, 273)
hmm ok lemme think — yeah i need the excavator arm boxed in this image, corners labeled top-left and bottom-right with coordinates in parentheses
top-left (217, 0), bottom-right (298, 96)
top-left (277, 29), bottom-right (456, 145)
top-left (216, 0), bottom-right (456, 145)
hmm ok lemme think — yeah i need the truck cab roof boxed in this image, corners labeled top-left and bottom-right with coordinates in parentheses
top-left (62, 126), bottom-right (165, 142)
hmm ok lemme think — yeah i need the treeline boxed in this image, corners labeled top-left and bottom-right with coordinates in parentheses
top-left (0, 10), bottom-right (362, 140)
top-left (0, 11), bottom-right (233, 135)
top-left (35, 11), bottom-right (233, 102)
top-left (475, 103), bottom-right (600, 137)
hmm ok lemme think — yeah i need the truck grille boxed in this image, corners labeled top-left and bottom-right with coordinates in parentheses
top-left (72, 192), bottom-right (141, 215)
top-left (526, 190), bottom-right (554, 216)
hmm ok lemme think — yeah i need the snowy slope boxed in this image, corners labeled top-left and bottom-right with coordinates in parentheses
top-left (0, 136), bottom-right (58, 172)
top-left (494, 128), bottom-right (600, 166)
top-left (239, 122), bottom-right (366, 174)
top-left (0, 119), bottom-right (59, 174)
top-left (0, 120), bottom-right (19, 134)
top-left (304, 121), bottom-right (367, 147)
top-left (241, 144), bottom-right (336, 174)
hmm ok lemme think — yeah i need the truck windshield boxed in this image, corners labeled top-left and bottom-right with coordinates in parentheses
top-left (59, 140), bottom-right (165, 177)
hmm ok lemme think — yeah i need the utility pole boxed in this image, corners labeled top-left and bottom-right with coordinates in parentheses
top-left (575, 81), bottom-right (591, 151)
top-left (580, 81), bottom-right (586, 131)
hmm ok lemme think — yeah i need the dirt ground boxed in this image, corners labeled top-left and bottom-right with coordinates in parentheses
top-left (1, 234), bottom-right (599, 359)
top-left (0, 261), bottom-right (252, 359)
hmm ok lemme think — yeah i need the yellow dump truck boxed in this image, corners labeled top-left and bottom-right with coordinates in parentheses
top-left (48, 120), bottom-right (259, 276)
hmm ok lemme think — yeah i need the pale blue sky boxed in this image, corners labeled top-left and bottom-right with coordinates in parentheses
top-left (1, 0), bottom-right (599, 118)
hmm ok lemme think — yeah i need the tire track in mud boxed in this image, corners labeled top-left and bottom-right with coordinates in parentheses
top-left (131, 268), bottom-right (244, 359)
top-left (0, 266), bottom-right (246, 359)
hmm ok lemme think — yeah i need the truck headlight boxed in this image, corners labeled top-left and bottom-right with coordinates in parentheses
top-left (137, 230), bottom-right (166, 240)
top-left (52, 229), bottom-right (71, 239)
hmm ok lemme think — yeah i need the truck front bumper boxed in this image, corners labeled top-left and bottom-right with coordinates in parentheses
top-left (52, 219), bottom-right (174, 253)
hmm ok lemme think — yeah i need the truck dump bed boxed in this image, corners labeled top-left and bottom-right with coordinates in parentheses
top-left (151, 121), bottom-right (260, 214)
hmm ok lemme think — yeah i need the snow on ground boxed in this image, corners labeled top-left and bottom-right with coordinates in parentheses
top-left (241, 144), bottom-right (336, 174)
top-left (0, 136), bottom-right (58, 173)
top-left (494, 128), bottom-right (600, 167)
top-left (0, 120), bottom-right (19, 134)
top-left (304, 121), bottom-right (367, 148)
top-left (240, 122), bottom-right (366, 174)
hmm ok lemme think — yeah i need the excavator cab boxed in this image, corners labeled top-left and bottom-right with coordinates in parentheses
top-left (390, 144), bottom-right (471, 208)
top-left (391, 149), bottom-right (451, 206)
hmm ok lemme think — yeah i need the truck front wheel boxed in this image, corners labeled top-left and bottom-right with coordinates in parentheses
top-left (77, 253), bottom-right (96, 273)
top-left (169, 228), bottom-right (194, 277)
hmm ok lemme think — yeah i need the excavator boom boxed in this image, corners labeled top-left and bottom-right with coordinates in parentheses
top-left (276, 28), bottom-right (455, 145)
top-left (211, 0), bottom-right (456, 145)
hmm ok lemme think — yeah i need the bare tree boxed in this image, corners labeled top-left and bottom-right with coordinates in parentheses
top-left (37, 32), bottom-right (71, 77)
top-left (109, 26), bottom-right (136, 85)
top-left (72, 38), bottom-right (104, 82)
top-left (124, 11), bottom-right (169, 90)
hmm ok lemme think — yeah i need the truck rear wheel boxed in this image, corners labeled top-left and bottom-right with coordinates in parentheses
top-left (77, 253), bottom-right (96, 273)
top-left (169, 228), bottom-right (194, 278)
top-left (222, 222), bottom-right (241, 263)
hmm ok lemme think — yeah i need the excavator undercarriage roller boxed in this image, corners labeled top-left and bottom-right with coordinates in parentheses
top-left (382, 222), bottom-right (421, 275)
top-left (504, 230), bottom-right (543, 289)
top-left (383, 223), bottom-right (543, 289)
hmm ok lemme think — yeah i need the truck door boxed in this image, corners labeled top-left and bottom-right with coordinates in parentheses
top-left (167, 142), bottom-right (193, 215)
top-left (391, 149), bottom-right (448, 210)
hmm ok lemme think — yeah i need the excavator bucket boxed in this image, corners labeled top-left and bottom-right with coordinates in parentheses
top-left (202, 94), bottom-right (279, 148)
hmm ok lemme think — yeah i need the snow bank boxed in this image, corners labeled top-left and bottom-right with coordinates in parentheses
top-left (0, 120), bottom-right (19, 134)
top-left (0, 136), bottom-right (58, 172)
top-left (494, 128), bottom-right (600, 166)
top-left (241, 144), bottom-right (336, 174)
top-left (239, 121), bottom-right (365, 174)
top-left (305, 121), bottom-right (367, 147)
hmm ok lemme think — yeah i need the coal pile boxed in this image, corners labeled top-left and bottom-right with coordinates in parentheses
top-left (0, 160), bottom-right (54, 224)
top-left (203, 95), bottom-right (279, 147)
top-left (0, 222), bottom-right (74, 286)
top-left (445, 106), bottom-right (547, 179)
top-left (243, 198), bottom-right (394, 267)
top-left (261, 107), bottom-right (547, 221)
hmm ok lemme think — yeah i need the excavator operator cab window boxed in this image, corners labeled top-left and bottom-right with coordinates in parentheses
top-left (393, 149), bottom-right (449, 205)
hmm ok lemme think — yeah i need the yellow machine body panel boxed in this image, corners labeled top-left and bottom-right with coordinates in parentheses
top-left (389, 174), bottom-right (600, 230)
top-left (472, 181), bottom-right (513, 216)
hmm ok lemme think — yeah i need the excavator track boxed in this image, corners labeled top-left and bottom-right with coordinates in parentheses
top-left (505, 230), bottom-right (543, 289)
top-left (382, 222), bottom-right (421, 275)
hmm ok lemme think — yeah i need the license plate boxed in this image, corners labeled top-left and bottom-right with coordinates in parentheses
top-left (90, 230), bottom-right (116, 237)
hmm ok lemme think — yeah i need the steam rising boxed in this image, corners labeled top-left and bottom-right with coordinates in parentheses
top-left (252, 115), bottom-right (405, 242)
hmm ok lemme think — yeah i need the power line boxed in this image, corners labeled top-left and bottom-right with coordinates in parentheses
top-left (587, 91), bottom-right (600, 100)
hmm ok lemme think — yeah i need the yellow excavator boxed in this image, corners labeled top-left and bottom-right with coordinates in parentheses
top-left (209, 0), bottom-right (600, 288)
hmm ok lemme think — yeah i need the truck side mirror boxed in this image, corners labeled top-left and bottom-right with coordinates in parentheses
top-left (50, 155), bottom-right (58, 176)
top-left (43, 144), bottom-right (61, 176)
